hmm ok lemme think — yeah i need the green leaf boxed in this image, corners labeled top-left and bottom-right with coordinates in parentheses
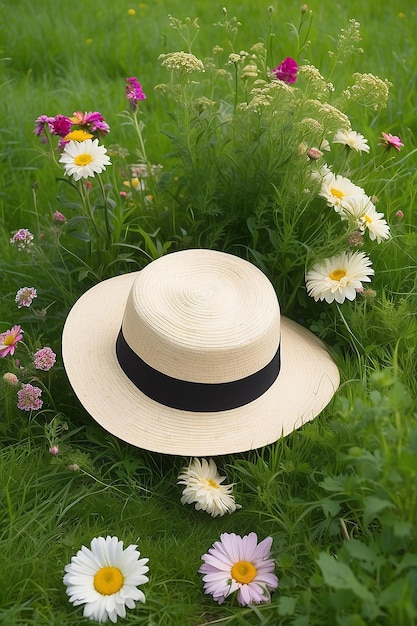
top-left (343, 539), bottom-right (383, 573)
top-left (320, 498), bottom-right (341, 517)
top-left (363, 496), bottom-right (393, 526)
top-left (278, 595), bottom-right (298, 616)
top-left (316, 552), bottom-right (374, 602)
top-left (396, 553), bottom-right (417, 575)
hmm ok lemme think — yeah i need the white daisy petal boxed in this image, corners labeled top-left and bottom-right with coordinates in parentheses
top-left (177, 458), bottom-right (241, 517)
top-left (63, 535), bottom-right (149, 622)
top-left (305, 250), bottom-right (374, 304)
top-left (59, 138), bottom-right (111, 181)
top-left (333, 128), bottom-right (370, 153)
top-left (319, 172), bottom-right (366, 212)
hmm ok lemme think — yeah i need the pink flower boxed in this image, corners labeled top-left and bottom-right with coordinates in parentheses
top-left (15, 287), bottom-right (37, 308)
top-left (52, 210), bottom-right (67, 223)
top-left (69, 111), bottom-right (110, 137)
top-left (3, 372), bottom-right (19, 386)
top-left (272, 57), bottom-right (298, 84)
top-left (34, 114), bottom-right (54, 137)
top-left (307, 147), bottom-right (324, 160)
top-left (17, 383), bottom-right (43, 411)
top-left (50, 114), bottom-right (72, 137)
top-left (10, 228), bottom-right (34, 251)
top-left (199, 532), bottom-right (278, 606)
top-left (126, 77), bottom-right (146, 110)
top-left (380, 132), bottom-right (404, 151)
top-left (49, 445), bottom-right (59, 455)
top-left (396, 210), bottom-right (404, 219)
top-left (33, 347), bottom-right (56, 371)
top-left (0, 325), bottom-right (23, 358)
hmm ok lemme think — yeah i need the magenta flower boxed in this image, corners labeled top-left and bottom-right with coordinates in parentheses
top-left (34, 114), bottom-right (54, 137)
top-left (126, 77), bottom-right (146, 110)
top-left (50, 114), bottom-right (72, 137)
top-left (199, 532), bottom-right (278, 606)
top-left (272, 57), bottom-right (298, 84)
top-left (10, 228), bottom-right (34, 251)
top-left (0, 325), bottom-right (24, 358)
top-left (17, 383), bottom-right (43, 411)
top-left (15, 287), bottom-right (37, 308)
top-left (380, 132), bottom-right (404, 151)
top-left (33, 347), bottom-right (56, 371)
top-left (70, 111), bottom-right (110, 137)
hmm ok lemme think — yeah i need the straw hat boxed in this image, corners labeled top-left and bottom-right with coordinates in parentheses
top-left (62, 249), bottom-right (339, 456)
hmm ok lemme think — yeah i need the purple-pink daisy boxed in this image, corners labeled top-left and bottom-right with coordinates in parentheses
top-left (199, 532), bottom-right (278, 606)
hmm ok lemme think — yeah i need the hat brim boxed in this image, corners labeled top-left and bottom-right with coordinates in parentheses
top-left (62, 271), bottom-right (339, 456)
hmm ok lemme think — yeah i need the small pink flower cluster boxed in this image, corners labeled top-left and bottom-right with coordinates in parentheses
top-left (15, 286), bottom-right (37, 308)
top-left (1, 315), bottom-right (56, 412)
top-left (17, 383), bottom-right (43, 411)
top-left (34, 110), bottom-right (110, 149)
top-left (126, 77), bottom-right (146, 110)
top-left (10, 228), bottom-right (34, 251)
top-left (33, 347), bottom-right (56, 371)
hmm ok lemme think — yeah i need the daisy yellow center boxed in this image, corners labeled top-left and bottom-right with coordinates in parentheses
top-left (65, 130), bottom-right (93, 141)
top-left (231, 560), bottom-right (257, 584)
top-left (329, 269), bottom-right (347, 281)
top-left (74, 153), bottom-right (93, 166)
top-left (93, 566), bottom-right (124, 595)
top-left (330, 187), bottom-right (344, 199)
top-left (364, 214), bottom-right (372, 223)
top-left (207, 478), bottom-right (220, 489)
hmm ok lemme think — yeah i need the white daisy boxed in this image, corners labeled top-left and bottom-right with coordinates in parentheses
top-left (178, 458), bottom-right (241, 517)
top-left (63, 535), bottom-right (149, 623)
top-left (333, 128), bottom-right (370, 153)
top-left (319, 172), bottom-right (366, 213)
top-left (59, 138), bottom-right (111, 181)
top-left (342, 195), bottom-right (391, 243)
top-left (305, 250), bottom-right (374, 304)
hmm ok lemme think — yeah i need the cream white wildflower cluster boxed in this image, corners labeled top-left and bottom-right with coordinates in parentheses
top-left (123, 10), bottom-right (402, 314)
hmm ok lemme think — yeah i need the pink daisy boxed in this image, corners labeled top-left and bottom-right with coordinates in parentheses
top-left (0, 325), bottom-right (24, 358)
top-left (199, 532), bottom-right (278, 606)
top-left (380, 132), bottom-right (404, 151)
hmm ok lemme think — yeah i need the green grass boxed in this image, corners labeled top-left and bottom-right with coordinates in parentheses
top-left (1, 0), bottom-right (417, 624)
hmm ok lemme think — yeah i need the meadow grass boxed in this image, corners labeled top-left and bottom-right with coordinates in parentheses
top-left (1, 0), bottom-right (417, 624)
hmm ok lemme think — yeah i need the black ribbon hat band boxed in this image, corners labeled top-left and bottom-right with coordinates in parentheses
top-left (116, 329), bottom-right (281, 413)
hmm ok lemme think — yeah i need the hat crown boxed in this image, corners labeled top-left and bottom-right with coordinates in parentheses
top-left (122, 249), bottom-right (281, 383)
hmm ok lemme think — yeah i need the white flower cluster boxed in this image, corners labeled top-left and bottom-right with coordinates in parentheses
top-left (158, 51), bottom-right (205, 74)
